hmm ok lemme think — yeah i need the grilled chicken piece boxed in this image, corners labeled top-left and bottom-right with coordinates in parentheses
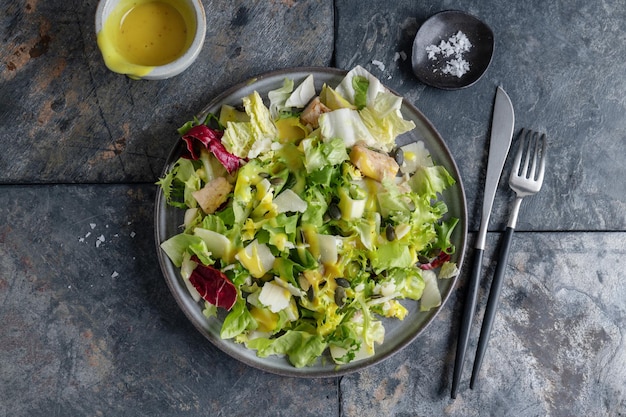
top-left (349, 144), bottom-right (399, 182)
top-left (300, 97), bottom-right (331, 129)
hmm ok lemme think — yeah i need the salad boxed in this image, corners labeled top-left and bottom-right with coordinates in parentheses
top-left (157, 66), bottom-right (460, 368)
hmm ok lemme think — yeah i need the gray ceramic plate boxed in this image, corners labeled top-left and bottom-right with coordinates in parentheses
top-left (155, 67), bottom-right (467, 377)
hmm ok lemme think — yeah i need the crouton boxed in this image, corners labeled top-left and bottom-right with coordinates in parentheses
top-left (192, 176), bottom-right (233, 214)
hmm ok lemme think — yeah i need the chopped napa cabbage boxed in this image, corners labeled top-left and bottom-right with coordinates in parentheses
top-left (320, 84), bottom-right (357, 110)
top-left (258, 280), bottom-right (292, 313)
top-left (285, 74), bottom-right (316, 108)
top-left (400, 140), bottom-right (433, 174)
top-left (193, 228), bottom-right (234, 262)
top-left (419, 270), bottom-right (441, 311)
top-left (359, 91), bottom-right (416, 152)
top-left (268, 78), bottom-right (294, 120)
top-left (268, 75), bottom-right (316, 120)
top-left (221, 121), bottom-right (255, 159)
top-left (273, 189), bottom-right (307, 213)
top-left (439, 261), bottom-right (460, 279)
top-left (319, 108), bottom-right (377, 149)
top-left (219, 104), bottom-right (250, 126)
top-left (235, 240), bottom-right (275, 278)
top-left (222, 91), bottom-right (278, 159)
top-left (335, 65), bottom-right (387, 108)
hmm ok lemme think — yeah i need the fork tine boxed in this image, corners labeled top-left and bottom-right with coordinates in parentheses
top-left (523, 130), bottom-right (535, 178)
top-left (535, 132), bottom-right (547, 184)
top-left (529, 131), bottom-right (540, 180)
top-left (513, 129), bottom-right (527, 177)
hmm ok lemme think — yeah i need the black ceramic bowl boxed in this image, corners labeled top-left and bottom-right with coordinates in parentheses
top-left (412, 10), bottom-right (494, 90)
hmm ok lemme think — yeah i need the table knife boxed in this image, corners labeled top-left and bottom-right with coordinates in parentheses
top-left (451, 86), bottom-right (515, 399)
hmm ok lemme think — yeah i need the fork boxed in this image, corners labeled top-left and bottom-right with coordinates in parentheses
top-left (469, 129), bottom-right (547, 388)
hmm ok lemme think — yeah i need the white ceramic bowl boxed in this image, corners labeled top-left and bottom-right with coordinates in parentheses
top-left (95, 0), bottom-right (206, 80)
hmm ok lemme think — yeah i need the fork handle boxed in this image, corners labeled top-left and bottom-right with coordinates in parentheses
top-left (469, 225), bottom-right (515, 389)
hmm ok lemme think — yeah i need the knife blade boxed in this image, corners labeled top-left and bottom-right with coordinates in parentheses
top-left (451, 86), bottom-right (515, 399)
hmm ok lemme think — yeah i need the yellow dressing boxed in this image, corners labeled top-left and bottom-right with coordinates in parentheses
top-left (250, 306), bottom-right (279, 332)
top-left (97, 0), bottom-right (196, 78)
top-left (275, 117), bottom-right (308, 142)
top-left (118, 2), bottom-right (187, 66)
top-left (237, 245), bottom-right (265, 278)
top-left (219, 105), bottom-right (250, 125)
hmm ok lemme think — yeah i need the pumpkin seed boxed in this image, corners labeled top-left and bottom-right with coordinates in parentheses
top-left (392, 147), bottom-right (404, 166)
top-left (336, 278), bottom-right (350, 288)
top-left (418, 255), bottom-right (431, 264)
top-left (386, 224), bottom-right (396, 241)
top-left (335, 287), bottom-right (346, 308)
top-left (327, 203), bottom-right (342, 220)
top-left (270, 177), bottom-right (285, 186)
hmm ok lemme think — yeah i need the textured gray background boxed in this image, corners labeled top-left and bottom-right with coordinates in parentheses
top-left (1, 0), bottom-right (625, 415)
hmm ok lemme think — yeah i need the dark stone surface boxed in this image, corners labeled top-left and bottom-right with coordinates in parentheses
top-left (1, 0), bottom-right (334, 184)
top-left (2, 0), bottom-right (626, 415)
top-left (334, 0), bottom-right (626, 233)
top-left (0, 184), bottom-right (339, 416)
top-left (340, 232), bottom-right (626, 416)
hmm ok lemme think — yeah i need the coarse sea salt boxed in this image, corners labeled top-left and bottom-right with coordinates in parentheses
top-left (426, 31), bottom-right (472, 78)
top-left (371, 59), bottom-right (386, 71)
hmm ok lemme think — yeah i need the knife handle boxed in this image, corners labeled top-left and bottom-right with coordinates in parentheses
top-left (470, 226), bottom-right (515, 389)
top-left (451, 248), bottom-right (484, 399)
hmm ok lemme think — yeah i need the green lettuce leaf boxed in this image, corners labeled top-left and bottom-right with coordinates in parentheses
top-left (352, 75), bottom-right (369, 109)
top-left (156, 158), bottom-right (201, 209)
top-left (409, 165), bottom-right (456, 198)
top-left (221, 297), bottom-right (256, 339)
top-left (301, 137), bottom-right (349, 173)
top-left (246, 328), bottom-right (327, 368)
top-left (160, 233), bottom-right (212, 267)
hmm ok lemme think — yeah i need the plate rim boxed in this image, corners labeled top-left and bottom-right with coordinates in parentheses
top-left (154, 66), bottom-right (468, 377)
